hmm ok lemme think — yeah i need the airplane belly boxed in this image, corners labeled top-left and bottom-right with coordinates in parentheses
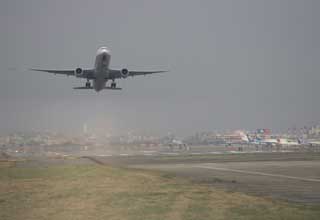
top-left (93, 78), bottom-right (106, 92)
top-left (93, 50), bottom-right (110, 92)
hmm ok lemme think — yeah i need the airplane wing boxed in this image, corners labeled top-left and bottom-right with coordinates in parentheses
top-left (108, 69), bottom-right (167, 79)
top-left (30, 68), bottom-right (95, 79)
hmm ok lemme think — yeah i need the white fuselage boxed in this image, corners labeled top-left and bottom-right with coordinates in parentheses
top-left (93, 47), bottom-right (111, 91)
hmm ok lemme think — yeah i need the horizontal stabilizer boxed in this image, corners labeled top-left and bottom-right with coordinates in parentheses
top-left (73, 86), bottom-right (122, 90)
top-left (104, 87), bottom-right (122, 90)
top-left (73, 86), bottom-right (93, 89)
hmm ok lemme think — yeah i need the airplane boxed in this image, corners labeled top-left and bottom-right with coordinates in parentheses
top-left (246, 134), bottom-right (302, 147)
top-left (30, 47), bottom-right (167, 92)
top-left (297, 138), bottom-right (320, 146)
top-left (277, 138), bottom-right (300, 146)
top-left (245, 134), bottom-right (279, 146)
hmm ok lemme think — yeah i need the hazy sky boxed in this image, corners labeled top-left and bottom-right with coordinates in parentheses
top-left (1, 0), bottom-right (319, 136)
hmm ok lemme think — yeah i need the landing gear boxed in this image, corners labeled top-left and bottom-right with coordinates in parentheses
top-left (111, 80), bottom-right (116, 89)
top-left (85, 80), bottom-right (91, 88)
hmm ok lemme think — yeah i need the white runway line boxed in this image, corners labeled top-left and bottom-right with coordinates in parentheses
top-left (141, 151), bottom-right (157, 153)
top-left (160, 152), bottom-right (180, 155)
top-left (209, 152), bottom-right (222, 154)
top-left (229, 151), bottom-right (246, 154)
top-left (194, 165), bottom-right (320, 183)
top-left (119, 154), bottom-right (129, 156)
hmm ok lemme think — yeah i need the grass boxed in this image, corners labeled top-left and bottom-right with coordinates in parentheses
top-left (0, 160), bottom-right (320, 220)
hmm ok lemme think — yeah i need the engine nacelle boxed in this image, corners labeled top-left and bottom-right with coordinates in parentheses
top-left (121, 68), bottom-right (129, 78)
top-left (75, 68), bottom-right (83, 77)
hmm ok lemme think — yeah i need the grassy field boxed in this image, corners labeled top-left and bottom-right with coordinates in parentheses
top-left (1, 160), bottom-right (320, 220)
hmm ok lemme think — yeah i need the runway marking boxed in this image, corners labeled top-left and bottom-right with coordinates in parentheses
top-left (161, 153), bottom-right (180, 155)
top-left (194, 165), bottom-right (320, 183)
top-left (141, 151), bottom-right (157, 153)
top-left (229, 151), bottom-right (246, 154)
top-left (119, 154), bottom-right (129, 156)
top-left (209, 152), bottom-right (222, 154)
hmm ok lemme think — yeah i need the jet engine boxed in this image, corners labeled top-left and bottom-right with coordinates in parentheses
top-left (75, 68), bottom-right (83, 77)
top-left (121, 68), bottom-right (129, 78)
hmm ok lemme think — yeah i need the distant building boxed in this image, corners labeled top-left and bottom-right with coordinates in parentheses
top-left (308, 124), bottom-right (320, 138)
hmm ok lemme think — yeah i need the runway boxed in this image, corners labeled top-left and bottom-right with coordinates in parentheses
top-left (194, 164), bottom-right (320, 183)
top-left (129, 159), bottom-right (320, 203)
top-left (89, 152), bottom-right (320, 203)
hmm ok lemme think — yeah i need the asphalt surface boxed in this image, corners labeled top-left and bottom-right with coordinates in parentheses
top-left (89, 152), bottom-right (320, 203)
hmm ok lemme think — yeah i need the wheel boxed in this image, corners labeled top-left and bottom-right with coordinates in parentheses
top-left (85, 82), bottom-right (91, 88)
top-left (111, 82), bottom-right (116, 88)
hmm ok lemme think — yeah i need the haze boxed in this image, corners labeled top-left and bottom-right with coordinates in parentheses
top-left (1, 0), bottom-right (319, 136)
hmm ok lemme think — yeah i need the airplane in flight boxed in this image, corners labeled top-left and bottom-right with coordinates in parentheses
top-left (30, 47), bottom-right (167, 92)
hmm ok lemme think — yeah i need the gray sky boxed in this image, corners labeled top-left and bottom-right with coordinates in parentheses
top-left (0, 0), bottom-right (319, 136)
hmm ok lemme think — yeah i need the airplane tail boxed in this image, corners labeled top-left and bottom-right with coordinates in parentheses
top-left (297, 137), bottom-right (305, 144)
top-left (240, 133), bottom-right (250, 142)
top-left (246, 134), bottom-right (253, 142)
